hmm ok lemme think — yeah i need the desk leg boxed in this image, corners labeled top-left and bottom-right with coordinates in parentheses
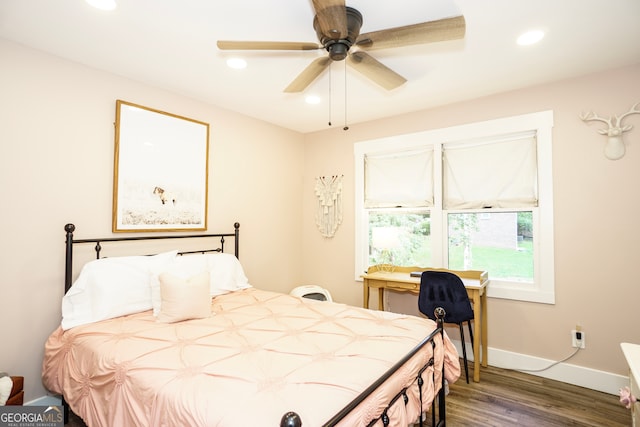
top-left (481, 291), bottom-right (488, 368)
top-left (378, 288), bottom-right (385, 311)
top-left (472, 291), bottom-right (481, 382)
top-left (363, 281), bottom-right (370, 309)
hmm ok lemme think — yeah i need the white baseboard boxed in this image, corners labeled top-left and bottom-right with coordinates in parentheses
top-left (452, 340), bottom-right (627, 395)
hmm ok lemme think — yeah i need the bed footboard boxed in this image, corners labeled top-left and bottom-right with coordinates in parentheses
top-left (281, 307), bottom-right (448, 427)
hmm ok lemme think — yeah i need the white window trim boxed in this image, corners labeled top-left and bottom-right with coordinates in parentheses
top-left (354, 111), bottom-right (555, 304)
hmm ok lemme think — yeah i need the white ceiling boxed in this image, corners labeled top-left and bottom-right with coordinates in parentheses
top-left (1, 0), bottom-right (639, 134)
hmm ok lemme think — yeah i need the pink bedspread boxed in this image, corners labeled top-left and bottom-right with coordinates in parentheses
top-left (43, 288), bottom-right (460, 427)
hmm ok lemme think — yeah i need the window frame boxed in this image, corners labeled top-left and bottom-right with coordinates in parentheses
top-left (354, 111), bottom-right (555, 304)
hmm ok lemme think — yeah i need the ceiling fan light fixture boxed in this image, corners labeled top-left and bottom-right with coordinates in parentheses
top-left (314, 6), bottom-right (363, 61)
top-left (327, 42), bottom-right (349, 61)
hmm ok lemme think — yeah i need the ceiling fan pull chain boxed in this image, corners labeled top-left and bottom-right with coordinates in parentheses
top-left (343, 60), bottom-right (349, 131)
top-left (328, 64), bottom-right (332, 127)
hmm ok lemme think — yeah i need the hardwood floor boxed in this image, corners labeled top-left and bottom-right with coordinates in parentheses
top-left (444, 364), bottom-right (630, 426)
top-left (65, 363), bottom-right (631, 426)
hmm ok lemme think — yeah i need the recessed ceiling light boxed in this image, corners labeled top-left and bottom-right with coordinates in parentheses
top-left (85, 0), bottom-right (117, 11)
top-left (517, 30), bottom-right (545, 46)
top-left (226, 58), bottom-right (247, 69)
top-left (305, 95), bottom-right (321, 105)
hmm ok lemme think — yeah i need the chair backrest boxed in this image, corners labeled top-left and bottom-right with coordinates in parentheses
top-left (418, 271), bottom-right (474, 323)
top-left (289, 285), bottom-right (333, 302)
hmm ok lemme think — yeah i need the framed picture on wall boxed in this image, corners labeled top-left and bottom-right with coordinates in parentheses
top-left (112, 100), bottom-right (209, 232)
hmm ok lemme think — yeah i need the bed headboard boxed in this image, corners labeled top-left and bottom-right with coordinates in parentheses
top-left (63, 222), bottom-right (240, 293)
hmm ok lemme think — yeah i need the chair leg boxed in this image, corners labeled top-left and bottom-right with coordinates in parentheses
top-left (467, 320), bottom-right (474, 348)
top-left (459, 323), bottom-right (469, 383)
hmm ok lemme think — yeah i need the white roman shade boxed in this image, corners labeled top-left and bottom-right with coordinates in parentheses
top-left (443, 132), bottom-right (538, 209)
top-left (364, 148), bottom-right (433, 208)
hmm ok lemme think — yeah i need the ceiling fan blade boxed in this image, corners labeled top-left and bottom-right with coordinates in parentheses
top-left (347, 51), bottom-right (407, 90)
top-left (217, 41), bottom-right (322, 51)
top-left (356, 15), bottom-right (465, 50)
top-left (284, 57), bottom-right (332, 93)
top-left (311, 0), bottom-right (347, 40)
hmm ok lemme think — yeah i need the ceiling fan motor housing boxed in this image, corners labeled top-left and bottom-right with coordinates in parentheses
top-left (313, 6), bottom-right (363, 61)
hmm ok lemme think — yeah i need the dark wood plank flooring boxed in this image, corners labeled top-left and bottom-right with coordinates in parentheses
top-left (444, 364), bottom-right (630, 426)
top-left (65, 363), bottom-right (631, 426)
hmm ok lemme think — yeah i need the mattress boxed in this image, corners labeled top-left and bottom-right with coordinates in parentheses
top-left (43, 288), bottom-right (460, 426)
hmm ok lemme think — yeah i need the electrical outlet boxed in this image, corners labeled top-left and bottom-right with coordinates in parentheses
top-left (571, 329), bottom-right (585, 348)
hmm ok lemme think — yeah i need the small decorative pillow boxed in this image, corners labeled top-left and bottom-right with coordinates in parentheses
top-left (156, 271), bottom-right (211, 323)
top-left (151, 253), bottom-right (251, 315)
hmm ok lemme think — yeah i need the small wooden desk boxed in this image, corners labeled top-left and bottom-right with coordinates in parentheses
top-left (361, 266), bottom-right (489, 383)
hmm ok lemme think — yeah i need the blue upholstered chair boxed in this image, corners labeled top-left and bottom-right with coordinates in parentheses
top-left (418, 270), bottom-right (474, 383)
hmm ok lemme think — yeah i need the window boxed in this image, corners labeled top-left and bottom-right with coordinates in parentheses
top-left (355, 111), bottom-right (555, 304)
top-left (369, 210), bottom-right (432, 267)
top-left (447, 211), bottom-right (534, 282)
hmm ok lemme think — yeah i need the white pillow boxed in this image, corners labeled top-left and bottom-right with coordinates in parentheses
top-left (151, 253), bottom-right (251, 315)
top-left (61, 250), bottom-right (177, 330)
top-left (207, 253), bottom-right (252, 295)
top-left (156, 271), bottom-right (211, 323)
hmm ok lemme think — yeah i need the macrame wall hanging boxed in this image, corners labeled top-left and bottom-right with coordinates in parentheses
top-left (314, 175), bottom-right (344, 238)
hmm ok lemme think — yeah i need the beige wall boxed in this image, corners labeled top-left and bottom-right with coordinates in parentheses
top-left (302, 63), bottom-right (640, 378)
top-left (0, 39), bottom-right (305, 401)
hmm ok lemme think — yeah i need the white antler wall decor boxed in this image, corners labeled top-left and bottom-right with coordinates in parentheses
top-left (314, 175), bottom-right (343, 238)
top-left (580, 102), bottom-right (640, 160)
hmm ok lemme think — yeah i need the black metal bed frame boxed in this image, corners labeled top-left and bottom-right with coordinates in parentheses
top-left (64, 222), bottom-right (240, 293)
top-left (61, 222), bottom-right (448, 427)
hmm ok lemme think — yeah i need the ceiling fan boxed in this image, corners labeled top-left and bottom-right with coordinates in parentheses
top-left (217, 0), bottom-right (465, 93)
